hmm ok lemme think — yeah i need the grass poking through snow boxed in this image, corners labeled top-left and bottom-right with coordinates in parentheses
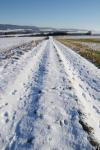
top-left (56, 38), bottom-right (100, 68)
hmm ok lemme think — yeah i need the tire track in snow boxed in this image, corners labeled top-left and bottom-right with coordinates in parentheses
top-left (20, 38), bottom-right (93, 150)
top-left (0, 38), bottom-right (96, 150)
top-left (0, 40), bottom-right (48, 150)
top-left (6, 40), bottom-right (50, 150)
top-left (53, 39), bottom-right (100, 149)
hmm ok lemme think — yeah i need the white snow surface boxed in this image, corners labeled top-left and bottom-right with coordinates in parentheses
top-left (0, 37), bottom-right (43, 52)
top-left (0, 37), bottom-right (100, 150)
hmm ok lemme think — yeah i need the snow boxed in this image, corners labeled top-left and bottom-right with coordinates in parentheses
top-left (81, 42), bottom-right (100, 51)
top-left (0, 40), bottom-right (47, 150)
top-left (0, 37), bottom-right (100, 149)
top-left (0, 37), bottom-right (43, 52)
top-left (54, 39), bottom-right (100, 144)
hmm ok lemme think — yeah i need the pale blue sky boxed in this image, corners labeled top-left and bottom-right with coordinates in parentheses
top-left (0, 0), bottom-right (100, 30)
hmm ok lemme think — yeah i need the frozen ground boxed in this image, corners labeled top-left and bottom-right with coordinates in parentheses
top-left (0, 37), bottom-right (100, 150)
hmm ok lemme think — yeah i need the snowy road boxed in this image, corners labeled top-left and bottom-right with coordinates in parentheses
top-left (0, 37), bottom-right (100, 150)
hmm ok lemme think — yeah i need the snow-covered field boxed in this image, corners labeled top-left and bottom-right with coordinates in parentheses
top-left (0, 37), bottom-right (100, 150)
top-left (81, 42), bottom-right (100, 51)
top-left (0, 37), bottom-right (43, 52)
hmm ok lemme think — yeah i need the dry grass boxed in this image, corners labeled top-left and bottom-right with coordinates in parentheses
top-left (78, 110), bottom-right (100, 150)
top-left (57, 38), bottom-right (100, 68)
top-left (73, 38), bottom-right (100, 43)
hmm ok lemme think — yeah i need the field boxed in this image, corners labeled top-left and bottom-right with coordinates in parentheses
top-left (0, 36), bottom-right (100, 150)
top-left (56, 37), bottom-right (100, 68)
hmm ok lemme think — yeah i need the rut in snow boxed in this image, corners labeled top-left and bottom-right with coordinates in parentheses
top-left (4, 41), bottom-right (49, 150)
top-left (6, 39), bottom-right (94, 150)
top-left (0, 37), bottom-right (100, 150)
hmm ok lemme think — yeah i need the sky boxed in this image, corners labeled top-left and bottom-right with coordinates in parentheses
top-left (0, 0), bottom-right (100, 30)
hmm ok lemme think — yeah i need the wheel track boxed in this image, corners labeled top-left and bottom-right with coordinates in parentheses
top-left (0, 38), bottom-right (97, 150)
top-left (0, 40), bottom-right (49, 150)
top-left (6, 41), bottom-right (49, 150)
top-left (53, 39), bottom-right (100, 149)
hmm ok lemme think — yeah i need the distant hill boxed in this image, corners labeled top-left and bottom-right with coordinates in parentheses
top-left (0, 24), bottom-right (39, 32)
top-left (0, 24), bottom-right (90, 32)
top-left (0, 24), bottom-right (92, 36)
